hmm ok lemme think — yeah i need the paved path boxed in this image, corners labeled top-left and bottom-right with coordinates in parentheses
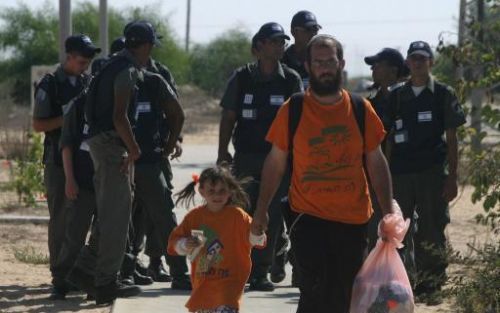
top-left (113, 144), bottom-right (299, 312)
top-left (112, 265), bottom-right (299, 313)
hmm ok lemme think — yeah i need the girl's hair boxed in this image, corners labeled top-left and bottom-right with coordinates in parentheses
top-left (175, 164), bottom-right (250, 209)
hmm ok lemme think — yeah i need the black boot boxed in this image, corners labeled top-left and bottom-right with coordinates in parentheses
top-left (249, 276), bottom-right (275, 291)
top-left (147, 257), bottom-right (172, 282)
top-left (95, 280), bottom-right (142, 305)
top-left (66, 267), bottom-right (96, 297)
top-left (171, 274), bottom-right (192, 290)
top-left (48, 285), bottom-right (67, 300)
top-left (133, 270), bottom-right (154, 285)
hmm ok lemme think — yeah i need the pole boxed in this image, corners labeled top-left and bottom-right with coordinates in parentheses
top-left (185, 0), bottom-right (191, 52)
top-left (470, 0), bottom-right (485, 152)
top-left (59, 0), bottom-right (72, 64)
top-left (99, 0), bottom-right (109, 57)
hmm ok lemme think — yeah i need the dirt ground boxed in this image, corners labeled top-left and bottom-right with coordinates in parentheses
top-left (0, 181), bottom-right (495, 312)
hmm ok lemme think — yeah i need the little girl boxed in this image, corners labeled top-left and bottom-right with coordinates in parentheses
top-left (167, 165), bottom-right (266, 313)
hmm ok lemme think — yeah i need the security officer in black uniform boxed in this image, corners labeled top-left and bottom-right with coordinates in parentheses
top-left (364, 48), bottom-right (409, 122)
top-left (129, 67), bottom-right (189, 289)
top-left (91, 37), bottom-right (126, 75)
top-left (282, 10), bottom-right (321, 89)
top-left (84, 21), bottom-right (160, 305)
top-left (363, 47), bottom-right (411, 251)
top-left (217, 22), bottom-right (303, 291)
top-left (32, 34), bottom-right (100, 300)
top-left (385, 41), bottom-right (466, 305)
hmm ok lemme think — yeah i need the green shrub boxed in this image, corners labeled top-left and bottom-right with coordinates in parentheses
top-left (13, 245), bottom-right (49, 265)
top-left (8, 132), bottom-right (44, 207)
top-left (189, 29), bottom-right (252, 96)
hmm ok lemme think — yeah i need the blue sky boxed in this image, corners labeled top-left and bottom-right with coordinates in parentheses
top-left (1, 0), bottom-right (460, 77)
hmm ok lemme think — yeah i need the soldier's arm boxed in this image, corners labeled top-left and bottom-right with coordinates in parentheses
top-left (217, 109), bottom-right (237, 164)
top-left (113, 70), bottom-right (140, 160)
top-left (217, 73), bottom-right (239, 164)
top-left (160, 97), bottom-right (185, 156)
top-left (32, 116), bottom-right (63, 132)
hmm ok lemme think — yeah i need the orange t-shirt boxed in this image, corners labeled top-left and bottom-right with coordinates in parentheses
top-left (266, 89), bottom-right (386, 224)
top-left (167, 205), bottom-right (256, 312)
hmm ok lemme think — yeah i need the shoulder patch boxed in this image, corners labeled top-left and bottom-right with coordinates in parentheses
top-left (388, 81), bottom-right (406, 92)
top-left (35, 88), bottom-right (47, 104)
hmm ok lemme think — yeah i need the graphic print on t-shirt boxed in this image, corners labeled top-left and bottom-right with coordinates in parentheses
top-left (196, 225), bottom-right (228, 279)
top-left (303, 124), bottom-right (353, 183)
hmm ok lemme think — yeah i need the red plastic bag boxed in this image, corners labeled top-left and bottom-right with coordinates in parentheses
top-left (350, 211), bottom-right (414, 313)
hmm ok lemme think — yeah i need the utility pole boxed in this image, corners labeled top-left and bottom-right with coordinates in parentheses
top-left (455, 0), bottom-right (466, 81)
top-left (59, 0), bottom-right (72, 64)
top-left (185, 0), bottom-right (191, 52)
top-left (470, 0), bottom-right (485, 152)
top-left (99, 0), bottom-right (109, 57)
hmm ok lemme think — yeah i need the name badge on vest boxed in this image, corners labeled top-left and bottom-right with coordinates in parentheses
top-left (243, 94), bottom-right (253, 105)
top-left (82, 123), bottom-right (89, 135)
top-left (242, 109), bottom-right (257, 120)
top-left (302, 78), bottom-right (309, 89)
top-left (395, 119), bottom-right (403, 130)
top-left (418, 111), bottom-right (432, 122)
top-left (270, 95), bottom-right (285, 106)
top-left (136, 102), bottom-right (152, 114)
top-left (394, 130), bottom-right (409, 144)
top-left (80, 140), bottom-right (90, 152)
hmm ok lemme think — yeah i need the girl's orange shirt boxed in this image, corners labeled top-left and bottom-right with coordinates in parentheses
top-left (167, 205), bottom-right (256, 312)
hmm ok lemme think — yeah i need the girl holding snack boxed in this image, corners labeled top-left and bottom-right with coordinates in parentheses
top-left (167, 165), bottom-right (266, 313)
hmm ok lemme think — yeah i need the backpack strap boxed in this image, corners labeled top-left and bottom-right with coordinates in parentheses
top-left (287, 92), bottom-right (305, 172)
top-left (348, 92), bottom-right (366, 148)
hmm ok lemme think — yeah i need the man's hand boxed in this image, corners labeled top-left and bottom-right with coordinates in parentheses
top-left (65, 178), bottom-right (79, 200)
top-left (442, 174), bottom-right (458, 202)
top-left (216, 151), bottom-right (233, 165)
top-left (251, 209), bottom-right (269, 235)
top-left (121, 148), bottom-right (141, 174)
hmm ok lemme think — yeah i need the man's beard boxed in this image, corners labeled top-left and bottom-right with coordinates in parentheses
top-left (309, 69), bottom-right (342, 96)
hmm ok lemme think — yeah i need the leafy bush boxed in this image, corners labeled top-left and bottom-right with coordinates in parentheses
top-left (189, 29), bottom-right (252, 96)
top-left (13, 245), bottom-right (49, 265)
top-left (8, 132), bottom-right (44, 207)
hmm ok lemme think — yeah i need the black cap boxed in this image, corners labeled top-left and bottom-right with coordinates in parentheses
top-left (407, 40), bottom-right (433, 59)
top-left (291, 10), bottom-right (321, 29)
top-left (364, 48), bottom-right (405, 67)
top-left (110, 37), bottom-right (125, 55)
top-left (124, 21), bottom-right (162, 46)
top-left (65, 34), bottom-right (101, 58)
top-left (254, 22), bottom-right (290, 42)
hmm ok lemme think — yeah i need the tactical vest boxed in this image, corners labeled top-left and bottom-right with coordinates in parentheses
top-left (36, 72), bottom-right (89, 165)
top-left (389, 82), bottom-right (447, 174)
top-left (134, 73), bottom-right (164, 164)
top-left (70, 96), bottom-right (95, 191)
top-left (282, 46), bottom-right (309, 89)
top-left (86, 55), bottom-right (138, 138)
top-left (233, 64), bottom-right (298, 154)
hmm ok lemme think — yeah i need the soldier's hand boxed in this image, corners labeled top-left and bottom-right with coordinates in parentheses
top-left (216, 151), bottom-right (233, 165)
top-left (65, 178), bottom-right (79, 200)
top-left (121, 148), bottom-right (141, 174)
top-left (442, 174), bottom-right (458, 202)
top-left (170, 142), bottom-right (183, 160)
